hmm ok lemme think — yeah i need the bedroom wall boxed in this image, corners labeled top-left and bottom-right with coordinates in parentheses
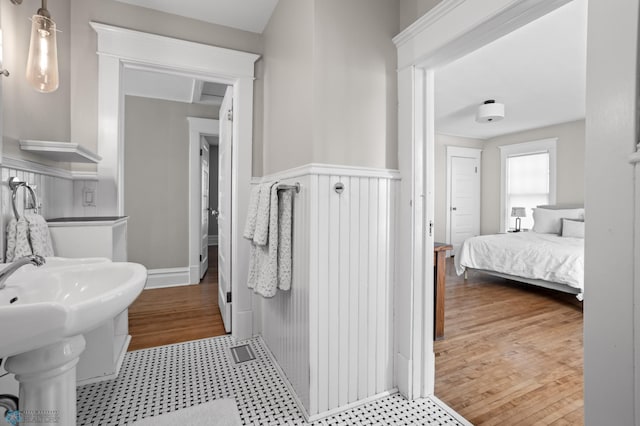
top-left (434, 133), bottom-right (484, 243)
top-left (480, 119), bottom-right (585, 235)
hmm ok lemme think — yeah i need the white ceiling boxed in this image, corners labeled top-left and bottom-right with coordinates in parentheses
top-left (435, 0), bottom-right (587, 140)
top-left (114, 0), bottom-right (280, 34)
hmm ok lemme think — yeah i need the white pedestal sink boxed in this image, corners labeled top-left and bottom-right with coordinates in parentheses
top-left (0, 260), bottom-right (147, 426)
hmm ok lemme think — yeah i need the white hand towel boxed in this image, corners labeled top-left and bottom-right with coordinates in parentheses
top-left (14, 217), bottom-right (33, 259)
top-left (253, 182), bottom-right (277, 246)
top-left (24, 213), bottom-right (54, 257)
top-left (277, 189), bottom-right (294, 291)
top-left (243, 184), bottom-right (262, 240)
top-left (252, 183), bottom-right (280, 298)
top-left (5, 218), bottom-right (18, 262)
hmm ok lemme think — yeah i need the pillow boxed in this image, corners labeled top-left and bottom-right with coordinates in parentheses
top-left (562, 218), bottom-right (585, 238)
top-left (531, 208), bottom-right (584, 234)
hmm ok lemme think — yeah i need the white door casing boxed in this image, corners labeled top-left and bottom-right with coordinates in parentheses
top-left (92, 23), bottom-right (258, 340)
top-left (200, 137), bottom-right (210, 279)
top-left (218, 86), bottom-right (233, 333)
top-left (446, 147), bottom-right (481, 254)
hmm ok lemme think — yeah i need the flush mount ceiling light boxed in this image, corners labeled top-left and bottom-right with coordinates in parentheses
top-left (475, 99), bottom-right (505, 123)
top-left (9, 0), bottom-right (59, 93)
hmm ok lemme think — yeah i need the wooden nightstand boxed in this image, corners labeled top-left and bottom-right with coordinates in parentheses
top-left (434, 242), bottom-right (453, 340)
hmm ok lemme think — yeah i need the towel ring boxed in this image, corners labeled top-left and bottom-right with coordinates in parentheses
top-left (9, 177), bottom-right (39, 220)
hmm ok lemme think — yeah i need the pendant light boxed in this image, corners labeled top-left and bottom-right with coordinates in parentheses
top-left (25, 0), bottom-right (59, 93)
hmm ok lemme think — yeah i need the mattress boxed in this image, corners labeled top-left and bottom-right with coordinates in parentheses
top-left (454, 232), bottom-right (584, 291)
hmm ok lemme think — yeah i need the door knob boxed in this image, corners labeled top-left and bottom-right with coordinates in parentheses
top-left (452, 207), bottom-right (457, 211)
top-left (212, 209), bottom-right (219, 219)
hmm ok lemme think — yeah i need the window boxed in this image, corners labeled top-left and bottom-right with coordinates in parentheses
top-left (499, 139), bottom-right (557, 232)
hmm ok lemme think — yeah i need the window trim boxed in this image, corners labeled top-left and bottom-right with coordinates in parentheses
top-left (499, 138), bottom-right (557, 232)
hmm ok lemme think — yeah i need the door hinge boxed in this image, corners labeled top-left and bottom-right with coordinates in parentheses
top-left (429, 220), bottom-right (433, 237)
top-left (200, 148), bottom-right (203, 156)
top-left (226, 292), bottom-right (232, 303)
top-left (199, 254), bottom-right (202, 261)
top-left (475, 166), bottom-right (478, 173)
top-left (227, 109), bottom-right (233, 122)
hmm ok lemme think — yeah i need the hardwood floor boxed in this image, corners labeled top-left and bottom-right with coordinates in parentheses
top-left (435, 258), bottom-right (584, 425)
top-left (128, 246), bottom-right (228, 351)
top-left (128, 249), bottom-right (583, 424)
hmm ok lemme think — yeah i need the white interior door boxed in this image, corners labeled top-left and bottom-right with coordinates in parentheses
top-left (200, 137), bottom-right (210, 279)
top-left (450, 156), bottom-right (480, 254)
top-left (218, 86), bottom-right (233, 333)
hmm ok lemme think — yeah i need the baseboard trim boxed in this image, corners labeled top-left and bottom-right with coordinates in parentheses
top-left (208, 235), bottom-right (218, 246)
top-left (257, 335), bottom-right (311, 421)
top-left (145, 267), bottom-right (192, 289)
top-left (395, 352), bottom-right (410, 398)
top-left (76, 335), bottom-right (131, 387)
top-left (431, 395), bottom-right (473, 426)
top-left (307, 389), bottom-right (399, 423)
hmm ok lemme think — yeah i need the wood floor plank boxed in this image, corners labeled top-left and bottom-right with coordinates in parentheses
top-left (435, 259), bottom-right (584, 425)
top-left (128, 246), bottom-right (228, 351)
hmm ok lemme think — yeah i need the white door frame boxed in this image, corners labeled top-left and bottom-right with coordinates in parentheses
top-left (92, 23), bottom-right (259, 340)
top-left (393, 0), bottom-right (573, 400)
top-left (187, 118), bottom-right (219, 282)
top-left (445, 146), bottom-right (482, 247)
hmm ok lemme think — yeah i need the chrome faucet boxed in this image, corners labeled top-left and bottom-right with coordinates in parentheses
top-left (0, 255), bottom-right (46, 289)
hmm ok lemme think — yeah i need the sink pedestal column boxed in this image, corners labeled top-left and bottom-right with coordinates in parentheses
top-left (5, 335), bottom-right (86, 426)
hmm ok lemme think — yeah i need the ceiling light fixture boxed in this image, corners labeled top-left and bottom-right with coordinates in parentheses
top-left (476, 99), bottom-right (504, 123)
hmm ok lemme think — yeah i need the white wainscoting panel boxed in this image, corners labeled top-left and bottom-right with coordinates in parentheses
top-left (257, 164), bottom-right (399, 420)
top-left (0, 159), bottom-right (98, 261)
top-left (260, 175), bottom-right (311, 414)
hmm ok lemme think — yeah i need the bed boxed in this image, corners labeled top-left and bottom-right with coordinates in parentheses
top-left (454, 206), bottom-right (585, 300)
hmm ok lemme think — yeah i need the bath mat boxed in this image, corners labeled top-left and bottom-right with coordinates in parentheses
top-left (129, 399), bottom-right (241, 426)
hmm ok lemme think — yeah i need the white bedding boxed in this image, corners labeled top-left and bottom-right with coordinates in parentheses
top-left (454, 232), bottom-right (584, 291)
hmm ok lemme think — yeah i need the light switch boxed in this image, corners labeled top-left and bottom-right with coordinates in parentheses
top-left (83, 188), bottom-right (96, 207)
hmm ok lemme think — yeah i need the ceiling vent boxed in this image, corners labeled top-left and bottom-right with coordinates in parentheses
top-left (476, 99), bottom-right (505, 123)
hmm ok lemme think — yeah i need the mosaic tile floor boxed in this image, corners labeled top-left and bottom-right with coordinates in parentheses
top-left (77, 336), bottom-right (466, 425)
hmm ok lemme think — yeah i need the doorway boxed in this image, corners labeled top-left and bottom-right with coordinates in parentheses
top-left (394, 0), bottom-right (582, 404)
top-left (93, 23), bottom-right (259, 341)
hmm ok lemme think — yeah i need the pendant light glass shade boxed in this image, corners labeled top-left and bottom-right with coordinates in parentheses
top-left (26, 14), bottom-right (58, 93)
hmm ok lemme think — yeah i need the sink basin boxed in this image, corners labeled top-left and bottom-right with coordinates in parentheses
top-left (42, 256), bottom-right (112, 268)
top-left (0, 261), bottom-right (147, 358)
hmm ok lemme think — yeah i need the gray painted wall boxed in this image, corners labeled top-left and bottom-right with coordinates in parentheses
top-left (399, 0), bottom-right (443, 32)
top-left (480, 120), bottom-right (585, 235)
top-left (261, 0), bottom-right (399, 175)
top-left (124, 95), bottom-right (216, 270)
top-left (1, 0), bottom-right (72, 168)
top-left (261, 0), bottom-right (315, 175)
top-left (435, 120), bottom-right (586, 241)
top-left (70, 0), bottom-right (263, 175)
top-left (0, 0), bottom-right (263, 174)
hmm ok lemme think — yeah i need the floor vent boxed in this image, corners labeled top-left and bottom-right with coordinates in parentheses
top-left (229, 344), bottom-right (256, 364)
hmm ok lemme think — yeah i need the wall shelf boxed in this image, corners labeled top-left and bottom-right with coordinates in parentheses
top-left (19, 140), bottom-right (102, 164)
